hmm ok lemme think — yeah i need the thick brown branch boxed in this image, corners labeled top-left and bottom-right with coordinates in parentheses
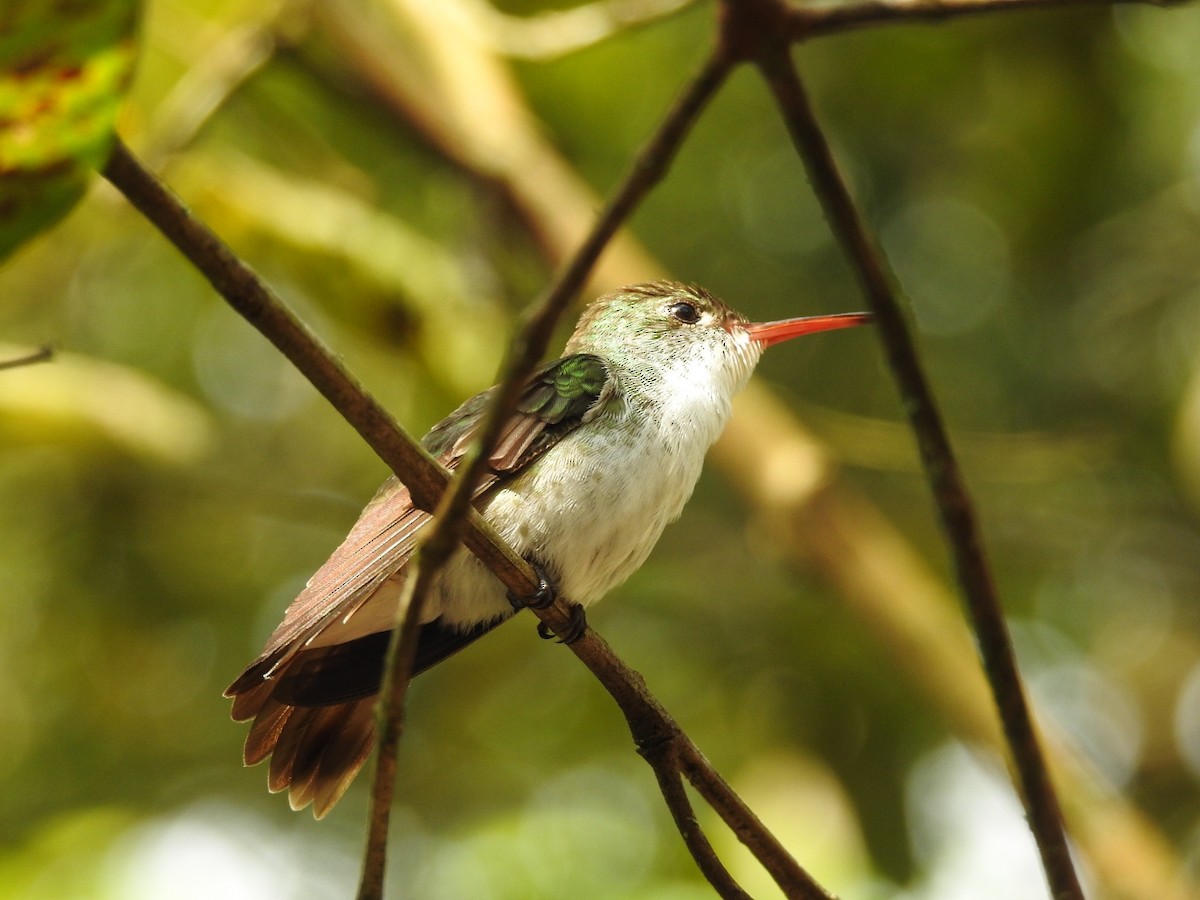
top-left (739, 16), bottom-right (1083, 900)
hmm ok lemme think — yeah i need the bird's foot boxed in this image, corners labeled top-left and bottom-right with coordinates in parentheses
top-left (506, 559), bottom-right (587, 644)
top-left (537, 602), bottom-right (588, 644)
top-left (507, 557), bottom-right (557, 611)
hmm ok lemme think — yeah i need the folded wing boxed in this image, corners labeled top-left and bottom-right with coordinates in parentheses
top-left (224, 354), bottom-right (613, 816)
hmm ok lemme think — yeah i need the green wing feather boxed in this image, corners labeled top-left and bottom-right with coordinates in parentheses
top-left (423, 353), bottom-right (612, 471)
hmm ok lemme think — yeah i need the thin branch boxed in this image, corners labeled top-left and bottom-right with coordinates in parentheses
top-left (677, 742), bottom-right (813, 896)
top-left (644, 743), bottom-right (753, 900)
top-left (0, 345), bottom-right (53, 371)
top-left (734, 8), bottom-right (1083, 898)
top-left (101, 141), bottom-right (437, 506)
top-left (787, 0), bottom-right (1190, 40)
top-left (444, 45), bottom-right (733, 569)
top-left (545, 629), bottom-right (834, 899)
top-left (518, 47), bottom-right (731, 352)
top-left (356, 549), bottom-right (440, 900)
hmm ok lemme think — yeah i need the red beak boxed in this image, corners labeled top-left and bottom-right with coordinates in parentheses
top-left (745, 312), bottom-right (873, 348)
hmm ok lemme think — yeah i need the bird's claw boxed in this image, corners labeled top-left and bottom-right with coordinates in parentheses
top-left (537, 602), bottom-right (588, 644)
top-left (507, 558), bottom-right (557, 611)
top-left (507, 559), bottom-right (586, 643)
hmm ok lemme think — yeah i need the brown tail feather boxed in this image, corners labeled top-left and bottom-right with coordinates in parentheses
top-left (312, 702), bottom-right (377, 819)
top-left (226, 615), bottom-right (511, 817)
top-left (279, 701), bottom-right (374, 815)
top-left (286, 704), bottom-right (356, 802)
top-left (243, 697), bottom-right (291, 766)
top-left (227, 658), bottom-right (377, 817)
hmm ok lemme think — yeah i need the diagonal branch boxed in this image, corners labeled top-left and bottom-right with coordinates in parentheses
top-left (99, 137), bottom-right (552, 898)
top-left (550, 629), bottom-right (833, 899)
top-left (356, 550), bottom-right (438, 900)
top-left (678, 742), bottom-right (812, 894)
top-left (100, 137), bottom-right (541, 599)
top-left (447, 45), bottom-right (733, 544)
top-left (732, 9), bottom-right (1084, 899)
top-left (787, 0), bottom-right (1191, 40)
top-left (101, 140), bottom-right (444, 512)
top-left (0, 345), bottom-right (53, 371)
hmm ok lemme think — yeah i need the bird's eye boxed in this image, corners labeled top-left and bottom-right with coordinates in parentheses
top-left (669, 301), bottom-right (701, 324)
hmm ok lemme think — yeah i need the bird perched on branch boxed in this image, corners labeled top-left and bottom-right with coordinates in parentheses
top-left (226, 281), bottom-right (871, 817)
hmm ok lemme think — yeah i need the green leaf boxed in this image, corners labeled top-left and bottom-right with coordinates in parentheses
top-left (0, 0), bottom-right (139, 262)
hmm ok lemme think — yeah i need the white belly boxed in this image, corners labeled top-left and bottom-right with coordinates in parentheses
top-left (431, 396), bottom-right (724, 629)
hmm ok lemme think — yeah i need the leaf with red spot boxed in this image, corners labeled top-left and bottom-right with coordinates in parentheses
top-left (0, 0), bottom-right (139, 262)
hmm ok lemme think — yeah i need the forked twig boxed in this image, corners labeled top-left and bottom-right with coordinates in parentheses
top-left (646, 742), bottom-right (752, 900)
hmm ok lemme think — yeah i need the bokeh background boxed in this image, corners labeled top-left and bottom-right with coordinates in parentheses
top-left (3, 0), bottom-right (1200, 897)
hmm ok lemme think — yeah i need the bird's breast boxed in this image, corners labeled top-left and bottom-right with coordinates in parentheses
top-left (484, 392), bottom-right (729, 608)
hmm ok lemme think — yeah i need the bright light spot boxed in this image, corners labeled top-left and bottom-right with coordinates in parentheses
top-left (903, 743), bottom-right (1074, 900)
top-left (102, 803), bottom-right (356, 900)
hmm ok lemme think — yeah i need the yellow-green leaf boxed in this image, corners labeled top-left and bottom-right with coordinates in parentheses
top-left (0, 0), bottom-right (139, 261)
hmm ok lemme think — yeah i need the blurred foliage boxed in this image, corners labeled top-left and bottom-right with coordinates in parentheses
top-left (2, 0), bottom-right (1200, 897)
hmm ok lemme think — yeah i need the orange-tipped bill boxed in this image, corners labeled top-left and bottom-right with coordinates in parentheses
top-left (745, 311), bottom-right (873, 348)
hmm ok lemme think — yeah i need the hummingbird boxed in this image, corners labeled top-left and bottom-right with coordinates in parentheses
top-left (225, 281), bottom-right (871, 817)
